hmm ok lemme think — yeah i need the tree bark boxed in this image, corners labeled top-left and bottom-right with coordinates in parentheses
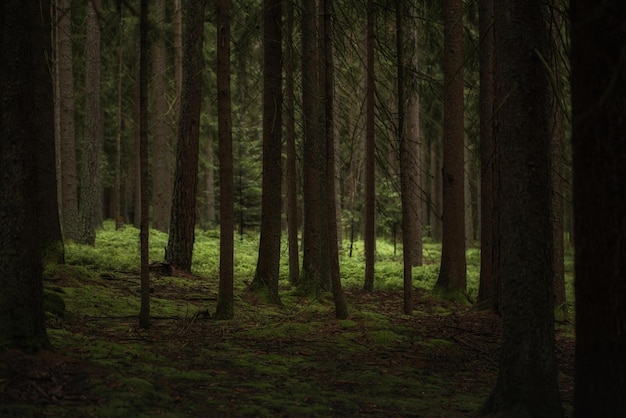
top-left (480, 0), bottom-right (562, 415)
top-left (0, 0), bottom-right (53, 351)
top-left (363, 0), bottom-right (376, 292)
top-left (435, 0), bottom-right (467, 297)
top-left (138, 0), bottom-right (151, 330)
top-left (56, 0), bottom-right (79, 242)
top-left (78, 0), bottom-right (103, 246)
top-left (571, 0), bottom-right (626, 415)
top-left (285, 0), bottom-right (300, 286)
top-left (165, 0), bottom-right (206, 273)
top-left (252, 0), bottom-right (283, 305)
top-left (477, 0), bottom-right (499, 311)
top-left (151, 0), bottom-right (174, 233)
top-left (215, 0), bottom-right (234, 320)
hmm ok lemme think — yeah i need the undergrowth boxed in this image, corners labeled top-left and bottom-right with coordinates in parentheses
top-left (1, 221), bottom-right (575, 417)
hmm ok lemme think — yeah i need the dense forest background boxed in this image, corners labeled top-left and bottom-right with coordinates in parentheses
top-left (1, 0), bottom-right (625, 416)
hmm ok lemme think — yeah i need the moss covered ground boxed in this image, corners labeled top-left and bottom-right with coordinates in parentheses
top-left (1, 223), bottom-right (574, 417)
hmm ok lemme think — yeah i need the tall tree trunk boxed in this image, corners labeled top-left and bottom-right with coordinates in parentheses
top-left (56, 0), bottom-right (79, 242)
top-left (480, 0), bottom-right (562, 415)
top-left (477, 0), bottom-right (498, 311)
top-left (138, 0), bottom-right (151, 330)
top-left (78, 0), bottom-right (103, 246)
top-left (571, 0), bottom-right (626, 415)
top-left (174, 0), bottom-right (183, 121)
top-left (165, 0), bottom-right (206, 273)
top-left (0, 0), bottom-right (53, 351)
top-left (435, 0), bottom-right (467, 297)
top-left (363, 0), bottom-right (376, 292)
top-left (323, 0), bottom-right (348, 319)
top-left (285, 0), bottom-right (300, 286)
top-left (299, 0), bottom-right (323, 296)
top-left (151, 0), bottom-right (174, 233)
top-left (215, 0), bottom-right (234, 320)
top-left (396, 0), bottom-right (413, 314)
top-left (252, 0), bottom-right (283, 304)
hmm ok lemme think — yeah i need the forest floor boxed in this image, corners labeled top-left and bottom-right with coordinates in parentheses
top-left (1, 264), bottom-right (575, 417)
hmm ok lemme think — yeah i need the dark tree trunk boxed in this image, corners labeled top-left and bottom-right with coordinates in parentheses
top-left (151, 0), bottom-right (174, 233)
top-left (323, 0), bottom-right (348, 319)
top-left (480, 0), bottom-right (562, 415)
top-left (571, 1), bottom-right (626, 415)
top-left (78, 0), bottom-right (103, 246)
top-left (285, 0), bottom-right (300, 286)
top-left (138, 0), bottom-right (151, 329)
top-left (56, 0), bottom-right (79, 243)
top-left (252, 0), bottom-right (283, 305)
top-left (0, 0), bottom-right (53, 351)
top-left (166, 0), bottom-right (206, 273)
top-left (435, 0), bottom-right (467, 297)
top-left (215, 0), bottom-right (234, 320)
top-left (477, 0), bottom-right (499, 311)
top-left (299, 0), bottom-right (323, 296)
top-left (363, 0), bottom-right (376, 292)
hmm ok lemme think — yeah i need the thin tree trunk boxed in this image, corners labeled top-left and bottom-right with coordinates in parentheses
top-left (363, 0), bottom-right (376, 292)
top-left (215, 0), bottom-right (234, 319)
top-left (138, 0), bottom-right (151, 330)
top-left (114, 7), bottom-right (123, 229)
top-left (78, 0), bottom-right (103, 246)
top-left (285, 0), bottom-right (300, 286)
top-left (323, 0), bottom-right (348, 319)
top-left (477, 0), bottom-right (498, 310)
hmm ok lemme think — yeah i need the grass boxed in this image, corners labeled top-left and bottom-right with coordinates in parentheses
top-left (1, 221), bottom-right (575, 417)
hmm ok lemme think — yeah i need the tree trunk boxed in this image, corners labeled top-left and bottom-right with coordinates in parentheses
top-left (252, 0), bottom-right (283, 305)
top-left (477, 0), bottom-right (499, 311)
top-left (56, 0), bottom-right (79, 242)
top-left (78, 0), bottom-right (103, 246)
top-left (323, 0), bottom-right (348, 319)
top-left (165, 0), bottom-right (206, 273)
top-left (138, 0), bottom-right (151, 330)
top-left (299, 0), bottom-right (323, 296)
top-left (363, 0), bottom-right (376, 292)
top-left (571, 0), bottom-right (626, 415)
top-left (435, 0), bottom-right (467, 297)
top-left (480, 0), bottom-right (562, 415)
top-left (285, 0), bottom-right (300, 286)
top-left (151, 0), bottom-right (174, 233)
top-left (215, 0), bottom-right (234, 320)
top-left (0, 0), bottom-right (53, 351)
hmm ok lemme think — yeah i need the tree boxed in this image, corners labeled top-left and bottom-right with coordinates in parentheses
top-left (396, 0), bottom-right (413, 314)
top-left (214, 0), bottom-right (234, 320)
top-left (571, 0), bottom-right (626, 415)
top-left (480, 0), bottom-right (562, 415)
top-left (78, 0), bottom-right (104, 246)
top-left (151, 0), bottom-right (174, 233)
top-left (322, 0), bottom-right (348, 319)
top-left (0, 0), bottom-right (53, 351)
top-left (165, 0), bottom-right (207, 273)
top-left (477, 0), bottom-right (499, 311)
top-left (284, 0), bottom-right (300, 286)
top-left (363, 0), bottom-right (376, 292)
top-left (251, 0), bottom-right (283, 305)
top-left (55, 0), bottom-right (79, 243)
top-left (138, 0), bottom-right (151, 329)
top-left (434, 0), bottom-right (467, 298)
top-left (299, 0), bottom-right (325, 296)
